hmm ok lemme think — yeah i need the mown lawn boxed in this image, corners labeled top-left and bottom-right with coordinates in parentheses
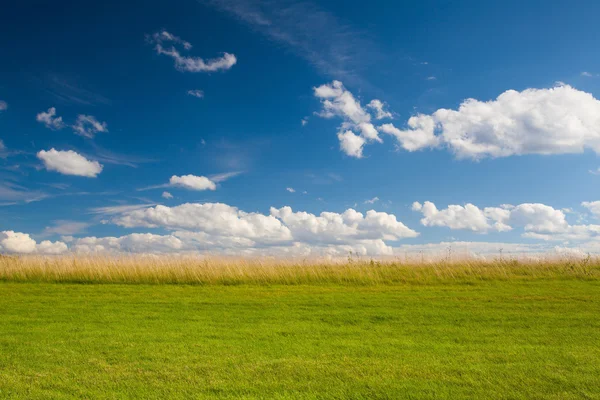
top-left (0, 280), bottom-right (599, 399)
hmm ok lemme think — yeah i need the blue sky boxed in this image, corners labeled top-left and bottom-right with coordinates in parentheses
top-left (2, 0), bottom-right (600, 257)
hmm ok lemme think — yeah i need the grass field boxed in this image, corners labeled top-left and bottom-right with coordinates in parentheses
top-left (1, 258), bottom-right (600, 399)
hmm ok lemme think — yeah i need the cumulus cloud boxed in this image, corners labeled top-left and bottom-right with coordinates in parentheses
top-left (412, 201), bottom-right (511, 233)
top-left (337, 130), bottom-right (366, 158)
top-left (36, 107), bottom-right (66, 130)
top-left (314, 81), bottom-right (384, 157)
top-left (169, 175), bottom-right (216, 191)
top-left (162, 191), bottom-right (173, 199)
top-left (413, 200), bottom-right (600, 242)
top-left (72, 115), bottom-right (108, 138)
top-left (383, 84), bottom-right (600, 159)
top-left (187, 89), bottom-right (204, 98)
top-left (582, 201), bottom-right (600, 219)
top-left (37, 149), bottom-right (103, 177)
top-left (72, 233), bottom-right (184, 254)
top-left (367, 99), bottom-right (392, 120)
top-left (0, 231), bottom-right (67, 255)
top-left (286, 187), bottom-right (296, 193)
top-left (149, 30), bottom-right (237, 73)
top-left (99, 202), bottom-right (419, 256)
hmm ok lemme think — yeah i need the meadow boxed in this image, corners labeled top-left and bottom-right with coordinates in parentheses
top-left (1, 256), bottom-right (599, 399)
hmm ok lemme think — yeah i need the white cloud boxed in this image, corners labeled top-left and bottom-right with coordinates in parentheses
top-left (364, 197), bottom-right (379, 204)
top-left (162, 191), bottom-right (174, 199)
top-left (379, 116), bottom-right (440, 152)
top-left (37, 149), bottom-right (103, 177)
top-left (36, 240), bottom-right (69, 255)
top-left (270, 206), bottom-right (418, 244)
top-left (337, 130), bottom-right (366, 158)
top-left (112, 202), bottom-right (293, 242)
top-left (582, 201), bottom-right (600, 218)
top-left (367, 100), bottom-right (392, 120)
top-left (149, 30), bottom-right (237, 73)
top-left (286, 187), bottom-right (296, 193)
top-left (0, 231), bottom-right (68, 255)
top-left (169, 175), bottom-right (216, 191)
top-left (413, 200), bottom-right (600, 242)
top-left (384, 85), bottom-right (600, 159)
top-left (426, 76), bottom-right (436, 81)
top-left (314, 81), bottom-right (383, 157)
top-left (413, 201), bottom-right (511, 233)
top-left (72, 233), bottom-right (184, 254)
top-left (581, 71), bottom-right (596, 77)
top-left (43, 220), bottom-right (89, 236)
top-left (72, 115), bottom-right (108, 138)
top-left (301, 117), bottom-right (308, 126)
top-left (0, 231), bottom-right (36, 254)
top-left (187, 89), bottom-right (204, 98)
top-left (0, 100), bottom-right (8, 111)
top-left (36, 107), bottom-right (66, 130)
top-left (102, 202), bottom-right (419, 256)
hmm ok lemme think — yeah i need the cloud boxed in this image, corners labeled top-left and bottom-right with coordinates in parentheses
top-left (201, 0), bottom-right (380, 86)
top-left (102, 202), bottom-right (419, 256)
top-left (582, 201), bottom-right (600, 219)
top-left (72, 115), bottom-right (108, 138)
top-left (209, 170), bottom-right (244, 183)
top-left (413, 201), bottom-right (511, 233)
top-left (315, 81), bottom-right (388, 157)
top-left (383, 84), bottom-right (600, 159)
top-left (72, 233), bottom-right (184, 254)
top-left (0, 100), bottom-right (7, 111)
top-left (140, 171), bottom-right (240, 192)
top-left (149, 30), bottom-right (237, 73)
top-left (187, 89), bottom-right (204, 98)
top-left (88, 204), bottom-right (156, 216)
top-left (426, 76), bottom-right (436, 81)
top-left (162, 191), bottom-right (173, 199)
top-left (43, 220), bottom-right (90, 236)
top-left (301, 117), bottom-right (308, 126)
top-left (364, 197), bottom-right (379, 204)
top-left (367, 100), bottom-right (392, 120)
top-left (413, 200), bottom-right (600, 242)
top-left (169, 175), bottom-right (217, 191)
top-left (112, 202), bottom-right (293, 242)
top-left (41, 74), bottom-right (110, 106)
top-left (379, 117), bottom-right (440, 152)
top-left (0, 231), bottom-right (67, 255)
top-left (337, 130), bottom-right (366, 158)
top-left (286, 187), bottom-right (296, 193)
top-left (37, 149), bottom-right (103, 177)
top-left (581, 71), bottom-right (597, 77)
top-left (36, 107), bottom-right (66, 130)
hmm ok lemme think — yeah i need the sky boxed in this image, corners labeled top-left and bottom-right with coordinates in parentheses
top-left (2, 0), bottom-right (600, 258)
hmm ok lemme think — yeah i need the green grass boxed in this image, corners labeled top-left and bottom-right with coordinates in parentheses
top-left (1, 280), bottom-right (599, 399)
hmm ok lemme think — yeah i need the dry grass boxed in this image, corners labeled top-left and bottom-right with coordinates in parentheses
top-left (1, 254), bottom-right (599, 285)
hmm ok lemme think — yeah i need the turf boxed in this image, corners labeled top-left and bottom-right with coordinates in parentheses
top-left (1, 281), bottom-right (599, 399)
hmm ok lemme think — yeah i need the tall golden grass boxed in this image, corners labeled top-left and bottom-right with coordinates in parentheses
top-left (1, 254), bottom-right (599, 285)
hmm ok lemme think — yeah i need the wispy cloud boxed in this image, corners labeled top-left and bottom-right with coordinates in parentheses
top-left (40, 74), bottom-right (110, 106)
top-left (148, 30), bottom-right (237, 73)
top-left (364, 197), bottom-right (379, 204)
top-left (88, 204), bottom-right (156, 216)
top-left (187, 89), bottom-right (205, 98)
top-left (42, 220), bottom-right (90, 237)
top-left (209, 170), bottom-right (244, 182)
top-left (200, 0), bottom-right (381, 86)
